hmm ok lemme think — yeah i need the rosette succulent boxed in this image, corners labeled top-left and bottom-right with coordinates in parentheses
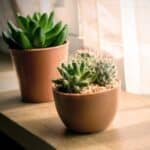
top-left (53, 60), bottom-right (96, 93)
top-left (2, 11), bottom-right (68, 49)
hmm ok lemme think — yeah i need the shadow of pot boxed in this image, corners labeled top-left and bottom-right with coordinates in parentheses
top-left (53, 85), bottom-right (120, 133)
top-left (11, 42), bottom-right (69, 103)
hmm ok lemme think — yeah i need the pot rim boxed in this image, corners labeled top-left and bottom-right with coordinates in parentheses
top-left (53, 81), bottom-right (121, 97)
top-left (11, 41), bottom-right (69, 52)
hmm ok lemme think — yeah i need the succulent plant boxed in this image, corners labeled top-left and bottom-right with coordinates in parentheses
top-left (53, 51), bottom-right (118, 93)
top-left (53, 60), bottom-right (96, 93)
top-left (96, 59), bottom-right (117, 86)
top-left (2, 11), bottom-right (68, 49)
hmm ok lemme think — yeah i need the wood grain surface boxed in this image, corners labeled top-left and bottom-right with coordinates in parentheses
top-left (0, 53), bottom-right (150, 150)
top-left (0, 90), bottom-right (150, 150)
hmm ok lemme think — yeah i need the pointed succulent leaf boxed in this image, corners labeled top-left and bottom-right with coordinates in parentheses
top-left (17, 14), bottom-right (29, 31)
top-left (2, 31), bottom-right (19, 48)
top-left (80, 62), bottom-right (85, 73)
top-left (52, 24), bottom-right (68, 46)
top-left (26, 15), bottom-right (32, 26)
top-left (29, 19), bottom-right (37, 32)
top-left (80, 71), bottom-right (91, 81)
top-left (44, 21), bottom-right (63, 47)
top-left (17, 31), bottom-right (32, 49)
top-left (44, 38), bottom-right (54, 47)
top-left (39, 13), bottom-right (48, 30)
top-left (52, 79), bottom-right (64, 85)
top-left (72, 61), bottom-right (80, 75)
top-left (33, 27), bottom-right (45, 48)
top-left (7, 21), bottom-right (21, 40)
top-left (57, 67), bottom-right (65, 78)
top-left (46, 21), bottom-right (62, 40)
top-left (47, 11), bottom-right (55, 30)
top-left (60, 68), bottom-right (71, 80)
top-left (61, 63), bottom-right (69, 73)
top-left (33, 12), bottom-right (40, 21)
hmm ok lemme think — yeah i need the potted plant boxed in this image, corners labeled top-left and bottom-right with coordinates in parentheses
top-left (52, 51), bottom-right (120, 133)
top-left (2, 11), bottom-right (69, 103)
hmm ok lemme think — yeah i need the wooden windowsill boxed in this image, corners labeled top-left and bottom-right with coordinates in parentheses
top-left (0, 90), bottom-right (150, 150)
top-left (0, 53), bottom-right (150, 149)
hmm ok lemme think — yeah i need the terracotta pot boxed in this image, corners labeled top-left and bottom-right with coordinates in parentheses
top-left (11, 42), bottom-right (68, 103)
top-left (53, 85), bottom-right (120, 133)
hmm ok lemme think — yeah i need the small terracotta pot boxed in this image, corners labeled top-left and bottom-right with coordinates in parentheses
top-left (11, 42), bottom-right (68, 103)
top-left (53, 85), bottom-right (120, 133)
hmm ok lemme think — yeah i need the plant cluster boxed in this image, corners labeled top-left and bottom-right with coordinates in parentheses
top-left (53, 51), bottom-right (118, 93)
top-left (2, 11), bottom-right (68, 49)
top-left (53, 61), bottom-right (96, 93)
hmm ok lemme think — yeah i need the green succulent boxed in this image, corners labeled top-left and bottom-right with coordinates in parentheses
top-left (96, 59), bottom-right (117, 86)
top-left (53, 60), bottom-right (96, 93)
top-left (2, 11), bottom-right (68, 49)
top-left (53, 51), bottom-right (118, 93)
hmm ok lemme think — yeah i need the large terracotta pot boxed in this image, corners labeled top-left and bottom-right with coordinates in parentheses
top-left (11, 42), bottom-right (68, 103)
top-left (53, 85), bottom-right (120, 133)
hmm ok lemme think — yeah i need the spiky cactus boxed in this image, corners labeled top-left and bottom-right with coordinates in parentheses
top-left (96, 59), bottom-right (117, 86)
top-left (53, 61), bottom-right (96, 93)
top-left (2, 11), bottom-right (68, 49)
top-left (70, 51), bottom-right (97, 75)
top-left (72, 51), bottom-right (96, 66)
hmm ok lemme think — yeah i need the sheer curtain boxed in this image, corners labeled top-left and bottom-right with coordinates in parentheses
top-left (120, 0), bottom-right (150, 94)
top-left (78, 0), bottom-right (150, 94)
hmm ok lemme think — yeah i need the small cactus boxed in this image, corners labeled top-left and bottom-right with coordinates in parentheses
top-left (2, 11), bottom-right (68, 49)
top-left (53, 60), bottom-right (96, 93)
top-left (71, 50), bottom-right (96, 73)
top-left (96, 59), bottom-right (117, 86)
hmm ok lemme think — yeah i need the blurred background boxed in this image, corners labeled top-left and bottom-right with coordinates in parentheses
top-left (0, 0), bottom-right (150, 95)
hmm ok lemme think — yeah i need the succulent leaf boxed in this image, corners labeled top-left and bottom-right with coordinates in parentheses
top-left (17, 31), bottom-right (32, 49)
top-left (2, 31), bottom-right (19, 48)
top-left (39, 13), bottom-right (48, 30)
top-left (33, 27), bottom-right (45, 48)
top-left (46, 21), bottom-right (62, 39)
top-left (7, 21), bottom-right (21, 40)
top-left (47, 11), bottom-right (55, 30)
top-left (33, 12), bottom-right (40, 21)
top-left (17, 15), bottom-right (29, 31)
top-left (52, 24), bottom-right (68, 46)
